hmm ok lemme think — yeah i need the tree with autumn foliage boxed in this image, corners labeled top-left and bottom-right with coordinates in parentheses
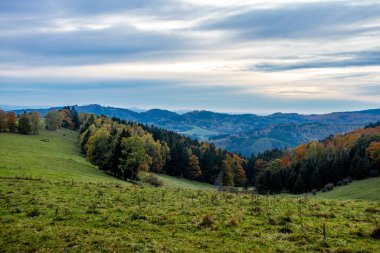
top-left (367, 141), bottom-right (380, 169)
top-left (6, 111), bottom-right (17, 132)
top-left (45, 110), bottom-right (64, 131)
top-left (31, 111), bottom-right (40, 134)
top-left (255, 123), bottom-right (380, 194)
top-left (0, 109), bottom-right (6, 132)
top-left (221, 156), bottom-right (234, 187)
top-left (231, 154), bottom-right (247, 186)
top-left (188, 154), bottom-right (202, 179)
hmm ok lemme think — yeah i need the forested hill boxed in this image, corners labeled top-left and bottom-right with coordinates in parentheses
top-left (248, 121), bottom-right (380, 194)
top-left (11, 104), bottom-right (380, 156)
top-left (76, 111), bottom-right (247, 187)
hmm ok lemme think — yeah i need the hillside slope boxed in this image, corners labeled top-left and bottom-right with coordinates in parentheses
top-left (0, 126), bottom-right (215, 190)
top-left (0, 127), bottom-right (127, 184)
top-left (319, 177), bottom-right (380, 201)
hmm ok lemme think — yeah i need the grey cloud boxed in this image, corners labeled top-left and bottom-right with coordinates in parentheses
top-left (201, 2), bottom-right (380, 40)
top-left (251, 51), bottom-right (380, 71)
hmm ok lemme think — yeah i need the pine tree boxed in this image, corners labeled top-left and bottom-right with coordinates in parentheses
top-left (293, 175), bottom-right (306, 194)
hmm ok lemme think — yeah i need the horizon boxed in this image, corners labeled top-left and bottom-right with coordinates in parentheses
top-left (2, 103), bottom-right (380, 117)
top-left (1, 0), bottom-right (380, 113)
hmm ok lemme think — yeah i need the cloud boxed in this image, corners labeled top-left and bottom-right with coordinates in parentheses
top-left (0, 0), bottom-right (379, 113)
top-left (252, 51), bottom-right (380, 71)
top-left (201, 2), bottom-right (380, 40)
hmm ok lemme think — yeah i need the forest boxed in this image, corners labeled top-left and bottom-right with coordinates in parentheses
top-left (250, 122), bottom-right (380, 194)
top-left (1, 106), bottom-right (380, 194)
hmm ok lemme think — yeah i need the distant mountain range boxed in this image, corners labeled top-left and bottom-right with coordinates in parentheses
top-left (10, 104), bottom-right (380, 156)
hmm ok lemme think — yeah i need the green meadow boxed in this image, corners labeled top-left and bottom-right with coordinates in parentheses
top-left (1, 128), bottom-right (380, 252)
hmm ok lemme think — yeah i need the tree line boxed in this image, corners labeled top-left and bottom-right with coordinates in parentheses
top-left (0, 108), bottom-right (40, 134)
top-left (248, 123), bottom-right (380, 194)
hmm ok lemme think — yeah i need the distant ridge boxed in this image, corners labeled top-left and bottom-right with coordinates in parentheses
top-left (8, 104), bottom-right (380, 156)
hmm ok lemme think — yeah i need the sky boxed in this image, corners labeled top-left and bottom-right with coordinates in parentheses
top-left (0, 0), bottom-right (380, 114)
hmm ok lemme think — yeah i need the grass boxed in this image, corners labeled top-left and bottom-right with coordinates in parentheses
top-left (0, 125), bottom-right (127, 184)
top-left (1, 127), bottom-right (380, 252)
top-left (1, 179), bottom-right (379, 252)
top-left (318, 177), bottom-right (380, 201)
top-left (139, 172), bottom-right (216, 191)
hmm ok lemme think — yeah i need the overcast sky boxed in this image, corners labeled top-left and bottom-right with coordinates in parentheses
top-left (1, 0), bottom-right (380, 114)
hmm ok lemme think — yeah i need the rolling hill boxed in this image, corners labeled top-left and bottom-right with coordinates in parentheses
top-left (0, 124), bottom-right (214, 190)
top-left (0, 124), bottom-right (379, 252)
top-left (319, 177), bottom-right (380, 201)
top-left (12, 104), bottom-right (380, 156)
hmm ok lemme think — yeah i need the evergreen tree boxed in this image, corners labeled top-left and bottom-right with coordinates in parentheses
top-left (108, 128), bottom-right (130, 177)
top-left (293, 175), bottom-right (306, 194)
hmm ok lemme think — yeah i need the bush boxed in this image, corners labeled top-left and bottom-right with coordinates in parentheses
top-left (371, 228), bottom-right (380, 239)
top-left (199, 214), bottom-right (214, 228)
top-left (145, 174), bottom-right (163, 187)
top-left (27, 208), bottom-right (40, 217)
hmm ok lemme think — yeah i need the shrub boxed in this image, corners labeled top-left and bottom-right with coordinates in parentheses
top-left (370, 228), bottom-right (380, 239)
top-left (279, 227), bottom-right (293, 234)
top-left (27, 208), bottom-right (40, 217)
top-left (227, 217), bottom-right (239, 227)
top-left (199, 214), bottom-right (214, 228)
top-left (145, 174), bottom-right (163, 187)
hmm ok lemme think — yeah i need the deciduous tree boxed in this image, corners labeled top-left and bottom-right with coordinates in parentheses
top-left (188, 154), bottom-right (202, 179)
top-left (45, 110), bottom-right (63, 131)
top-left (6, 111), bottom-right (17, 132)
top-left (17, 113), bottom-right (32, 134)
top-left (0, 109), bottom-right (6, 132)
top-left (31, 111), bottom-right (40, 134)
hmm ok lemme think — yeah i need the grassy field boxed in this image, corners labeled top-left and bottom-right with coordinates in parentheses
top-left (140, 172), bottom-right (216, 191)
top-left (1, 129), bottom-right (380, 252)
top-left (319, 177), bottom-right (380, 202)
top-left (1, 178), bottom-right (379, 252)
top-left (0, 127), bottom-right (127, 184)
